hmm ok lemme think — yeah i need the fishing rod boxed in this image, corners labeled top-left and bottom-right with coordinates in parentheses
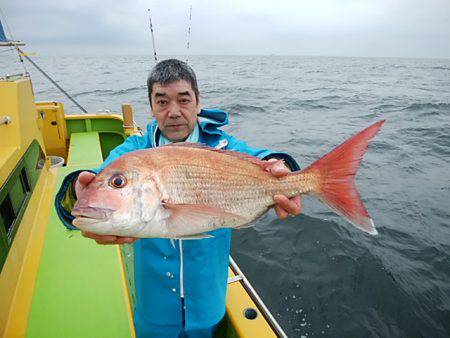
top-left (147, 9), bottom-right (158, 62)
top-left (186, 5), bottom-right (192, 63)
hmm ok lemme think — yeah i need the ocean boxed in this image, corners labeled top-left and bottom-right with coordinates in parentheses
top-left (2, 53), bottom-right (450, 337)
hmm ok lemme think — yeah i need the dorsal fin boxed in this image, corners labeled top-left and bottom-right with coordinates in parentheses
top-left (164, 142), bottom-right (272, 169)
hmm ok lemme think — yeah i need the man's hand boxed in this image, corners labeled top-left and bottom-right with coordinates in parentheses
top-left (265, 159), bottom-right (302, 220)
top-left (73, 171), bottom-right (139, 245)
top-left (81, 231), bottom-right (138, 245)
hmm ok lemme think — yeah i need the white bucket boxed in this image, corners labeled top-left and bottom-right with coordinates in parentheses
top-left (48, 156), bottom-right (65, 168)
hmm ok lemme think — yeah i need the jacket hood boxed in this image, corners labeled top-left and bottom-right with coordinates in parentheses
top-left (197, 109), bottom-right (229, 135)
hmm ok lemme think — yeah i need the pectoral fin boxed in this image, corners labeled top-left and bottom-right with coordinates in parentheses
top-left (176, 233), bottom-right (215, 240)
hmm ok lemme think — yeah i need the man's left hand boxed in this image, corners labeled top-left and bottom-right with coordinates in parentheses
top-left (265, 159), bottom-right (302, 219)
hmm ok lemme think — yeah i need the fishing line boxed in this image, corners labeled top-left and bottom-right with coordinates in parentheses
top-left (147, 9), bottom-right (158, 62)
top-left (185, 5), bottom-right (192, 63)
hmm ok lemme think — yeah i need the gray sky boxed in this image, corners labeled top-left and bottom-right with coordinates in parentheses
top-left (1, 0), bottom-right (450, 58)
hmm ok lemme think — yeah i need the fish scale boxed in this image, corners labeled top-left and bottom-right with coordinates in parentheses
top-left (154, 151), bottom-right (309, 218)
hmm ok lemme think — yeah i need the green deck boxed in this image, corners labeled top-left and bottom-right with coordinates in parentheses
top-left (26, 132), bottom-right (133, 337)
top-left (67, 132), bottom-right (104, 166)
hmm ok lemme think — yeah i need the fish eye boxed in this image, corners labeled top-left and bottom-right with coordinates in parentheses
top-left (109, 174), bottom-right (127, 189)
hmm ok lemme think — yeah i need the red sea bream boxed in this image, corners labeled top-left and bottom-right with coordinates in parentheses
top-left (72, 121), bottom-right (385, 238)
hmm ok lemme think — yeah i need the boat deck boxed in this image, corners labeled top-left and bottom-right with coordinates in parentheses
top-left (26, 131), bottom-right (134, 337)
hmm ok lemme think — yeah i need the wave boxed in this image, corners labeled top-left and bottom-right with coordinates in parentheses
top-left (415, 66), bottom-right (450, 71)
top-left (74, 89), bottom-right (114, 97)
top-left (302, 87), bottom-right (351, 94)
top-left (417, 110), bottom-right (444, 118)
top-left (430, 66), bottom-right (450, 71)
top-left (74, 86), bottom-right (144, 97)
top-left (113, 87), bottom-right (144, 95)
top-left (399, 126), bottom-right (450, 155)
top-left (372, 104), bottom-right (403, 111)
top-left (222, 103), bottom-right (266, 114)
top-left (287, 99), bottom-right (333, 110)
top-left (401, 102), bottom-right (450, 112)
top-left (321, 95), bottom-right (342, 100)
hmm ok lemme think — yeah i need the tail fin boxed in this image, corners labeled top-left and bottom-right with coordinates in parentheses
top-left (302, 121), bottom-right (385, 235)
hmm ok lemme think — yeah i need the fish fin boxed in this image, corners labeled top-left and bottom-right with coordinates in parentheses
top-left (302, 120), bottom-right (385, 235)
top-left (174, 233), bottom-right (215, 240)
top-left (163, 202), bottom-right (247, 230)
top-left (165, 142), bottom-right (271, 169)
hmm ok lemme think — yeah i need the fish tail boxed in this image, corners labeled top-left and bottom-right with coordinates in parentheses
top-left (300, 120), bottom-right (385, 235)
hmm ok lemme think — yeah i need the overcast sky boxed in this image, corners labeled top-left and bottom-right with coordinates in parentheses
top-left (1, 0), bottom-right (450, 58)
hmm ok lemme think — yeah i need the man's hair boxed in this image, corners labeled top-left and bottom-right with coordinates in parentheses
top-left (147, 59), bottom-right (199, 106)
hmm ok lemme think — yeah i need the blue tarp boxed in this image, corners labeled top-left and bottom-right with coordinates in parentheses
top-left (0, 20), bottom-right (8, 42)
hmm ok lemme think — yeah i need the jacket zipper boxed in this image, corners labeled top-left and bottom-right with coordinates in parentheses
top-left (179, 239), bottom-right (186, 327)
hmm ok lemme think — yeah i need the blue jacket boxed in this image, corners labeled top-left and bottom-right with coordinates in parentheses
top-left (55, 109), bottom-right (299, 337)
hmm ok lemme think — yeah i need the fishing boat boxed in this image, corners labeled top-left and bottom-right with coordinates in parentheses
top-left (0, 20), bottom-right (287, 338)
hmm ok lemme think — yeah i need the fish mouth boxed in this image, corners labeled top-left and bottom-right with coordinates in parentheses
top-left (71, 206), bottom-right (113, 225)
top-left (72, 216), bottom-right (102, 226)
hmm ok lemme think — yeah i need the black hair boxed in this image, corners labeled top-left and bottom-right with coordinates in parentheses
top-left (147, 59), bottom-right (199, 107)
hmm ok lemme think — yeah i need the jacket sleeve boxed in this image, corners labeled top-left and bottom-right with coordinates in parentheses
top-left (54, 134), bottom-right (146, 230)
top-left (224, 134), bottom-right (300, 171)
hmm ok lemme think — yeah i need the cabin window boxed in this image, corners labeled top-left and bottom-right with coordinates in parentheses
top-left (0, 141), bottom-right (44, 271)
top-left (21, 167), bottom-right (31, 192)
top-left (0, 196), bottom-right (15, 235)
top-left (1, 168), bottom-right (31, 240)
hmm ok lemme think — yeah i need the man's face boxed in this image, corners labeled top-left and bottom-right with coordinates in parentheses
top-left (151, 80), bottom-right (200, 142)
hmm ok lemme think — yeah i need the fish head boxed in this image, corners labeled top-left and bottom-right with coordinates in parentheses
top-left (72, 158), bottom-right (162, 235)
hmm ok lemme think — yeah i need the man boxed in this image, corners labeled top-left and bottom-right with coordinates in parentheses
top-left (55, 59), bottom-right (301, 337)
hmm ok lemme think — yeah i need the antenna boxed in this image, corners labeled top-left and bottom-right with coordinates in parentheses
top-left (186, 5), bottom-right (192, 63)
top-left (147, 9), bottom-right (158, 62)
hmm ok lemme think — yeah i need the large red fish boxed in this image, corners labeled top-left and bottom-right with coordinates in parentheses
top-left (72, 121), bottom-right (385, 238)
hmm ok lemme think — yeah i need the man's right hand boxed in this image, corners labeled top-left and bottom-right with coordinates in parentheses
top-left (81, 231), bottom-right (138, 245)
top-left (73, 171), bottom-right (138, 245)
